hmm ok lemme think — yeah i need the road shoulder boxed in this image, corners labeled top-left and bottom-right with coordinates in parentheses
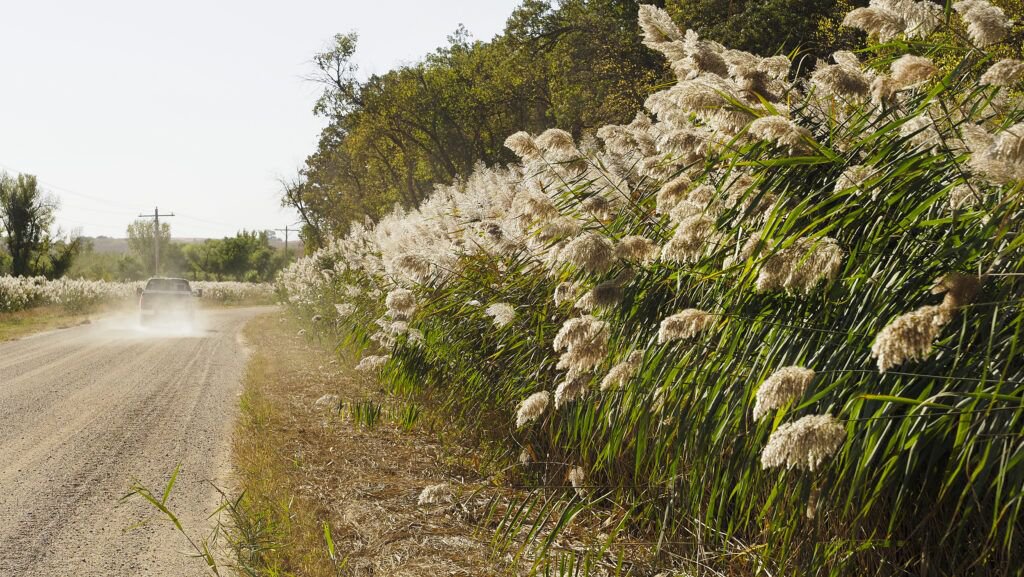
top-left (231, 312), bottom-right (504, 576)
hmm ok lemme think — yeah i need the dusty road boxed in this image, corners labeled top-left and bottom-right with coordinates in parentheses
top-left (0, 306), bottom-right (272, 576)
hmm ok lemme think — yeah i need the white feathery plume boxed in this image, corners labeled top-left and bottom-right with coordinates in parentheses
top-left (753, 366), bottom-right (815, 422)
top-left (568, 466), bottom-right (588, 498)
top-left (889, 54), bottom-right (938, 88)
top-left (656, 174), bottom-right (692, 213)
top-left (756, 237), bottom-right (845, 294)
top-left (660, 214), bottom-right (717, 264)
top-left (980, 59), bottom-right (1024, 86)
top-left (748, 115), bottom-right (814, 153)
top-left (554, 281), bottom-right (583, 306)
top-left (553, 315), bottom-right (610, 377)
top-left (516, 391), bottom-right (551, 428)
top-left (505, 131), bottom-right (541, 160)
top-left (953, 0), bottom-right (1013, 47)
top-left (385, 287), bottom-right (417, 319)
top-left (356, 354), bottom-right (390, 373)
top-left (554, 374), bottom-right (590, 408)
top-left (554, 232), bottom-right (618, 275)
top-left (637, 4), bottom-right (682, 44)
top-left (810, 55), bottom-right (872, 101)
top-left (600, 350), bottom-right (645, 391)
top-left (871, 304), bottom-right (952, 372)
top-left (418, 483), bottom-right (453, 505)
top-left (843, 5), bottom-right (907, 42)
top-left (615, 235), bottom-right (660, 263)
top-left (658, 309), bottom-right (715, 343)
top-left (485, 302), bottom-right (516, 328)
top-left (760, 413), bottom-right (846, 472)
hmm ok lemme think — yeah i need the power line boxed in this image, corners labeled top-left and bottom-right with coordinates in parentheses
top-left (0, 161), bottom-right (134, 210)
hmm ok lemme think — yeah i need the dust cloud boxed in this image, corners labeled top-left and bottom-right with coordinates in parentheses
top-left (85, 305), bottom-right (214, 339)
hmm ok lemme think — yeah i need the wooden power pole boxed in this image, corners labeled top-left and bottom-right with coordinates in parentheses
top-left (138, 206), bottom-right (174, 275)
top-left (275, 223), bottom-right (301, 263)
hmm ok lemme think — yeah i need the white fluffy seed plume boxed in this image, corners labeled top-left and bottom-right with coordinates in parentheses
top-left (761, 413), bottom-right (846, 472)
top-left (834, 164), bottom-right (875, 196)
top-left (753, 366), bottom-right (815, 422)
top-left (385, 287), bottom-right (417, 319)
top-left (553, 315), bottom-right (610, 377)
top-left (554, 374), bottom-right (590, 408)
top-left (658, 309), bottom-right (715, 343)
top-left (555, 233), bottom-right (617, 275)
top-left (615, 235), bottom-right (660, 263)
top-left (890, 54), bottom-right (938, 88)
top-left (355, 354), bottom-right (390, 373)
top-left (953, 0), bottom-right (1013, 47)
top-left (505, 131), bottom-right (541, 160)
top-left (980, 59), bottom-right (1024, 86)
top-left (418, 483), bottom-right (452, 505)
top-left (660, 214), bottom-right (717, 264)
top-left (516, 391), bottom-right (551, 428)
top-left (756, 236), bottom-right (844, 294)
top-left (656, 174), bottom-right (692, 213)
top-left (600, 350), bottom-right (645, 391)
top-left (567, 466), bottom-right (588, 498)
top-left (485, 302), bottom-right (516, 328)
top-left (748, 115), bottom-right (814, 153)
top-left (871, 304), bottom-right (951, 372)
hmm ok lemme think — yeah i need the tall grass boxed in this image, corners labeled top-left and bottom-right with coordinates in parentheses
top-left (281, 3), bottom-right (1024, 574)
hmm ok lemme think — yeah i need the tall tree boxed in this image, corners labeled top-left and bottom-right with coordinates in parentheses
top-left (0, 172), bottom-right (57, 277)
top-left (287, 0), bottom-right (669, 245)
top-left (127, 219), bottom-right (171, 276)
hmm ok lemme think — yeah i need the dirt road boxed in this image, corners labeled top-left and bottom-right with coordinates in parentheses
top-left (0, 306), bottom-right (272, 576)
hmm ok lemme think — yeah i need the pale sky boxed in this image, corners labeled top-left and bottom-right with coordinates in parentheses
top-left (0, 0), bottom-right (521, 239)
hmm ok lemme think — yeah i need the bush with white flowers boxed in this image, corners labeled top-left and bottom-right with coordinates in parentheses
top-left (280, 3), bottom-right (1024, 574)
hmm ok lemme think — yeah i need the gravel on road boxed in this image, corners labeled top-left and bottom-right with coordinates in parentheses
top-left (0, 306), bottom-right (273, 576)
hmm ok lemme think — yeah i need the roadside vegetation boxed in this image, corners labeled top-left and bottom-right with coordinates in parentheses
top-left (0, 305), bottom-right (96, 341)
top-left (230, 312), bottom-right (505, 576)
top-left (0, 276), bottom-right (275, 319)
top-left (278, 1), bottom-right (1024, 575)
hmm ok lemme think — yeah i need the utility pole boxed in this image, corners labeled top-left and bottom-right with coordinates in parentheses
top-left (138, 206), bottom-right (174, 276)
top-left (275, 222), bottom-right (301, 264)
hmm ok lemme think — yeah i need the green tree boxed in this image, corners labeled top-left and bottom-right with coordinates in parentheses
top-left (288, 0), bottom-right (668, 245)
top-left (663, 0), bottom-right (866, 59)
top-left (0, 172), bottom-right (58, 277)
top-left (127, 219), bottom-right (171, 277)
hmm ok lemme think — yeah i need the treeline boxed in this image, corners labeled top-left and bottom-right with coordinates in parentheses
top-left (71, 226), bottom-right (290, 282)
top-left (285, 0), bottom-right (868, 246)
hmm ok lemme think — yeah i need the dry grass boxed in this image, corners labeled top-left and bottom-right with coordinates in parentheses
top-left (233, 313), bottom-right (508, 577)
top-left (0, 305), bottom-right (97, 341)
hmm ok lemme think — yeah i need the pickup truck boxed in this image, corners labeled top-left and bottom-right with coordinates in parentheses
top-left (137, 277), bottom-right (202, 325)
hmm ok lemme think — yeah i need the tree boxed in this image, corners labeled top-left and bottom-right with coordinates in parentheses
top-left (127, 219), bottom-right (171, 277)
top-left (663, 0), bottom-right (866, 59)
top-left (0, 172), bottom-right (58, 277)
top-left (287, 1), bottom-right (669, 246)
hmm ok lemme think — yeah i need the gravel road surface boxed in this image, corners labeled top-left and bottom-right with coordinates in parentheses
top-left (0, 306), bottom-right (272, 576)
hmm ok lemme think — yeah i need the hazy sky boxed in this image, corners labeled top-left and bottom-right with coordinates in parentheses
top-left (0, 0), bottom-right (521, 239)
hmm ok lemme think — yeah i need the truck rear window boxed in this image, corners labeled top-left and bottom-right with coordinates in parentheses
top-left (145, 279), bottom-right (192, 292)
